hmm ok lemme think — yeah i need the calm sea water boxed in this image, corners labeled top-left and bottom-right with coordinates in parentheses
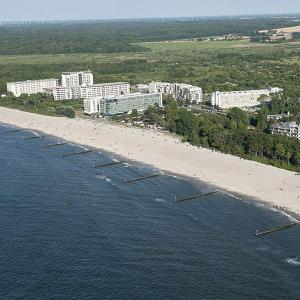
top-left (0, 123), bottom-right (299, 300)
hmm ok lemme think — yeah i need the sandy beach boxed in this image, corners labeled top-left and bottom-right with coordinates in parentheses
top-left (1, 107), bottom-right (300, 217)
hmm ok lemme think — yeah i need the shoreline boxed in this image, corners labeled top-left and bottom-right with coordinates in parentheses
top-left (1, 107), bottom-right (300, 219)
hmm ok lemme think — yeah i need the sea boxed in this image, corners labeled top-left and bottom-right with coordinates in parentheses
top-left (0, 123), bottom-right (299, 300)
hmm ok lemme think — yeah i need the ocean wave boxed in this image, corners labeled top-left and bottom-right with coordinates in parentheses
top-left (27, 130), bottom-right (39, 136)
top-left (269, 207), bottom-right (300, 223)
top-left (284, 257), bottom-right (300, 266)
top-left (164, 173), bottom-right (181, 180)
top-left (220, 190), bottom-right (250, 205)
top-left (122, 162), bottom-right (133, 167)
top-left (78, 145), bottom-right (90, 151)
top-left (95, 175), bottom-right (111, 183)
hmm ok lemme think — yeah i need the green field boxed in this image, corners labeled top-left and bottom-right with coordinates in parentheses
top-left (0, 40), bottom-right (300, 95)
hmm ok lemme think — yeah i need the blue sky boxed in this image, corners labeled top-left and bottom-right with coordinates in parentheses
top-left (1, 0), bottom-right (300, 21)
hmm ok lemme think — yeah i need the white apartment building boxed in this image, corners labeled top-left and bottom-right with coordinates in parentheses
top-left (271, 122), bottom-right (300, 140)
top-left (211, 87), bottom-right (283, 109)
top-left (49, 82), bottom-right (130, 101)
top-left (84, 93), bottom-right (163, 115)
top-left (83, 98), bottom-right (99, 115)
top-left (175, 83), bottom-right (203, 103)
top-left (49, 86), bottom-right (73, 100)
top-left (99, 93), bottom-right (163, 116)
top-left (136, 84), bottom-right (149, 93)
top-left (46, 86), bottom-right (81, 101)
top-left (80, 82), bottom-right (130, 99)
top-left (149, 82), bottom-right (203, 103)
top-left (61, 71), bottom-right (93, 87)
top-left (7, 79), bottom-right (59, 97)
top-left (149, 82), bottom-right (176, 95)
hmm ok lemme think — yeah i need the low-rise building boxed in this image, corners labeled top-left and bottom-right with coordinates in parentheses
top-left (7, 78), bottom-right (59, 97)
top-left (211, 87), bottom-right (283, 109)
top-left (267, 112), bottom-right (290, 121)
top-left (270, 122), bottom-right (300, 140)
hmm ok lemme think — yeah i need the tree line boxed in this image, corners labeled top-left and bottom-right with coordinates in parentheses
top-left (142, 96), bottom-right (300, 172)
top-left (0, 17), bottom-right (299, 55)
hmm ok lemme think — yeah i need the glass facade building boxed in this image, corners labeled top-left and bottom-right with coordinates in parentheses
top-left (99, 93), bottom-right (163, 116)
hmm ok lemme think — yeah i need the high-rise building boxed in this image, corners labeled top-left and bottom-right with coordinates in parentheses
top-left (61, 71), bottom-right (94, 87)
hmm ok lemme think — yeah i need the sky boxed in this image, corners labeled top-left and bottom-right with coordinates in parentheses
top-left (1, 0), bottom-right (300, 21)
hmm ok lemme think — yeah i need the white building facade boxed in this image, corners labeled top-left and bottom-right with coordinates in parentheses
top-left (80, 82), bottom-right (130, 99)
top-left (149, 82), bottom-right (176, 95)
top-left (7, 79), bottom-right (59, 97)
top-left (61, 71), bottom-right (94, 87)
top-left (271, 122), bottom-right (300, 140)
top-left (83, 98), bottom-right (99, 115)
top-left (175, 84), bottom-right (203, 103)
top-left (211, 87), bottom-right (283, 109)
top-left (99, 93), bottom-right (163, 116)
top-left (84, 92), bottom-right (163, 116)
top-left (149, 82), bottom-right (203, 103)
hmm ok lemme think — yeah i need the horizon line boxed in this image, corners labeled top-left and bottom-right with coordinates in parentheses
top-left (1, 12), bottom-right (300, 24)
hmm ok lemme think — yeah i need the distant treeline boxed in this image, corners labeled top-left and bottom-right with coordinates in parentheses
top-left (0, 18), bottom-right (299, 55)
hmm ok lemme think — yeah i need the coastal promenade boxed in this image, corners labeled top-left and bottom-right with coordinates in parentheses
top-left (1, 107), bottom-right (300, 217)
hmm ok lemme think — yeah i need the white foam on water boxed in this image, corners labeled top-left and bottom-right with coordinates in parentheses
top-left (269, 207), bottom-right (300, 223)
top-left (78, 145), bottom-right (90, 151)
top-left (25, 130), bottom-right (39, 136)
top-left (155, 198), bottom-right (166, 203)
top-left (222, 191), bottom-right (300, 224)
top-left (220, 190), bottom-right (250, 205)
top-left (164, 173), bottom-right (181, 180)
top-left (284, 257), bottom-right (300, 266)
top-left (95, 175), bottom-right (112, 183)
top-left (123, 162), bottom-right (133, 167)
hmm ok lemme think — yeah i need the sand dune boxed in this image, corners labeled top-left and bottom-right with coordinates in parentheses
top-left (1, 107), bottom-right (300, 217)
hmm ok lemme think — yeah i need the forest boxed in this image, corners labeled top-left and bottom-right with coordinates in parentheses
top-left (0, 17), bottom-right (299, 55)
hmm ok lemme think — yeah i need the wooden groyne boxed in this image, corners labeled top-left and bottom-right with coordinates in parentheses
top-left (175, 191), bottom-right (219, 203)
top-left (41, 142), bottom-right (68, 149)
top-left (124, 173), bottom-right (161, 183)
top-left (62, 150), bottom-right (93, 158)
top-left (4, 128), bottom-right (28, 134)
top-left (255, 222), bottom-right (300, 237)
top-left (24, 135), bottom-right (46, 141)
top-left (93, 161), bottom-right (125, 169)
